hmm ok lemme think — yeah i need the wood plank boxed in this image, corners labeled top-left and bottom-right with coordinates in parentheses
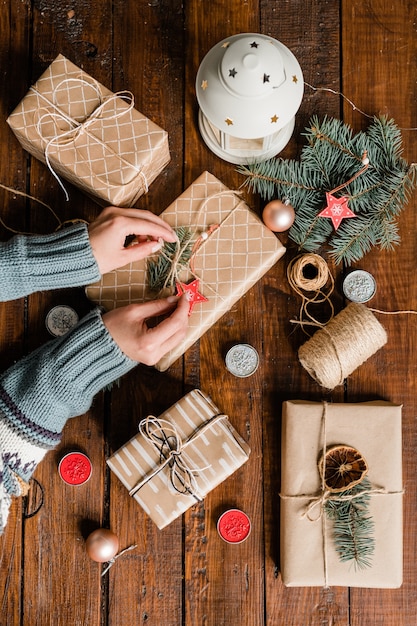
top-left (108, 2), bottom-right (186, 625)
top-left (183, 4), bottom-right (269, 626)
top-left (19, 2), bottom-right (113, 624)
top-left (342, 1), bottom-right (417, 624)
top-left (258, 2), bottom-right (349, 625)
top-left (0, 1), bottom-right (33, 623)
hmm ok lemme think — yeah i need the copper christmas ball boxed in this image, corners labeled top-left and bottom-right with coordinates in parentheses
top-left (86, 528), bottom-right (119, 563)
top-left (262, 200), bottom-right (295, 232)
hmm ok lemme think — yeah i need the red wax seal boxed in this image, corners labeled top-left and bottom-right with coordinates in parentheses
top-left (59, 452), bottom-right (92, 485)
top-left (217, 509), bottom-right (251, 544)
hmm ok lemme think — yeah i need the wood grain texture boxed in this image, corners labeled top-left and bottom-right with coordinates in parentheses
top-left (0, 1), bottom-right (416, 624)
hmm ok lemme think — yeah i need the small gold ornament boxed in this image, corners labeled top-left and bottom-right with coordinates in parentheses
top-left (262, 199), bottom-right (295, 232)
top-left (86, 528), bottom-right (119, 563)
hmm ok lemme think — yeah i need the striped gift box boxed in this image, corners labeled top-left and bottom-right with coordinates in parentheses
top-left (107, 389), bottom-right (250, 529)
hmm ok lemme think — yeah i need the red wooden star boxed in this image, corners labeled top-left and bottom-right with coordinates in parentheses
top-left (175, 279), bottom-right (208, 316)
top-left (318, 192), bottom-right (357, 230)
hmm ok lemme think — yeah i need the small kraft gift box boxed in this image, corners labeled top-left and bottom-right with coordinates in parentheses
top-left (107, 389), bottom-right (251, 529)
top-left (280, 400), bottom-right (403, 588)
top-left (7, 54), bottom-right (170, 206)
top-left (86, 170), bottom-right (286, 370)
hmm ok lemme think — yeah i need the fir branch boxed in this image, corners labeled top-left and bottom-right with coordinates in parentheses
top-left (324, 477), bottom-right (375, 570)
top-left (147, 226), bottom-right (193, 291)
top-left (237, 115), bottom-right (416, 264)
top-left (238, 160), bottom-right (317, 201)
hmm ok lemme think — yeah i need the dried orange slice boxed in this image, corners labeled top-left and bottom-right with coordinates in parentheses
top-left (318, 445), bottom-right (368, 493)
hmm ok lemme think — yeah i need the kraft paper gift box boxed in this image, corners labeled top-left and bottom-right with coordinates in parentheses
top-left (107, 389), bottom-right (251, 529)
top-left (280, 400), bottom-right (403, 588)
top-left (86, 170), bottom-right (286, 370)
top-left (7, 54), bottom-right (170, 206)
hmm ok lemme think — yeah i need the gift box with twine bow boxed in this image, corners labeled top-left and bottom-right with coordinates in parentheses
top-left (107, 389), bottom-right (251, 529)
top-left (7, 54), bottom-right (170, 206)
top-left (86, 170), bottom-right (286, 370)
top-left (280, 400), bottom-right (403, 588)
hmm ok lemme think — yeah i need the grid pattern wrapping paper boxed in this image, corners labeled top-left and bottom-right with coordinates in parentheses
top-left (86, 171), bottom-right (286, 370)
top-left (107, 389), bottom-right (251, 529)
top-left (7, 54), bottom-right (170, 206)
top-left (280, 400), bottom-right (403, 588)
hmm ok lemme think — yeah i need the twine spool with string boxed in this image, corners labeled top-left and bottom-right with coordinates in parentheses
top-left (298, 302), bottom-right (387, 390)
top-left (287, 253), bottom-right (335, 333)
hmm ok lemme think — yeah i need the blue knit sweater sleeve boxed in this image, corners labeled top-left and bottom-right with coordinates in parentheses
top-left (0, 222), bottom-right (101, 301)
top-left (0, 309), bottom-right (138, 533)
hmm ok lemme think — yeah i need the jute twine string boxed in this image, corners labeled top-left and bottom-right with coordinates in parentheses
top-left (287, 253), bottom-right (335, 334)
top-left (298, 302), bottom-right (388, 390)
top-left (0, 181), bottom-right (88, 235)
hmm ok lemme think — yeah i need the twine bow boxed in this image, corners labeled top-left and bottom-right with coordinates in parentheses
top-left (128, 414), bottom-right (227, 500)
top-left (301, 486), bottom-right (389, 523)
top-left (31, 76), bottom-right (147, 200)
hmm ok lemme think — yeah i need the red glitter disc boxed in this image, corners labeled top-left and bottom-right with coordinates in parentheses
top-left (217, 509), bottom-right (251, 544)
top-left (59, 452), bottom-right (92, 485)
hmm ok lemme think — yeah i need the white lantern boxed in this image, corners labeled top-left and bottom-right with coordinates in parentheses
top-left (196, 33), bottom-right (304, 165)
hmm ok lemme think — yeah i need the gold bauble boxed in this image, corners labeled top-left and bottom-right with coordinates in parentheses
top-left (262, 200), bottom-right (295, 232)
top-left (86, 528), bottom-right (119, 563)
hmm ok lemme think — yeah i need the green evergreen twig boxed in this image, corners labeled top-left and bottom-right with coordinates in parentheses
top-left (147, 226), bottom-right (194, 291)
top-left (324, 476), bottom-right (375, 570)
top-left (238, 116), bottom-right (416, 265)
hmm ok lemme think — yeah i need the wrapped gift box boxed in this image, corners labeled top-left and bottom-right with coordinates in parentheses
top-left (280, 400), bottom-right (403, 588)
top-left (86, 171), bottom-right (286, 370)
top-left (107, 389), bottom-right (250, 529)
top-left (7, 54), bottom-right (170, 206)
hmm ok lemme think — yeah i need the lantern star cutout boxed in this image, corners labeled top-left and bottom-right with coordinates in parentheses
top-left (176, 279), bottom-right (208, 316)
top-left (318, 192), bottom-right (357, 230)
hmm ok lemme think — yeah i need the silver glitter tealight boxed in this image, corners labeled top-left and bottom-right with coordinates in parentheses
top-left (225, 344), bottom-right (259, 378)
top-left (343, 270), bottom-right (377, 303)
top-left (46, 305), bottom-right (79, 336)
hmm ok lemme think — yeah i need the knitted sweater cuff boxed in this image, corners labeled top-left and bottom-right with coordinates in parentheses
top-left (0, 222), bottom-right (101, 301)
top-left (0, 309), bottom-right (137, 463)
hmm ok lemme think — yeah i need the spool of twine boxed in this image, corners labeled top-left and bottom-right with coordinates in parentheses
top-left (287, 253), bottom-right (335, 333)
top-left (298, 302), bottom-right (388, 390)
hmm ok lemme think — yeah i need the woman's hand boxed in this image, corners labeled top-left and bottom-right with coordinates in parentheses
top-left (88, 206), bottom-right (177, 275)
top-left (102, 293), bottom-right (190, 365)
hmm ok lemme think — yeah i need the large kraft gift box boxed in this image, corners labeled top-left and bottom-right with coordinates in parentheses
top-left (107, 389), bottom-right (251, 529)
top-left (86, 171), bottom-right (286, 370)
top-left (280, 401), bottom-right (403, 588)
top-left (7, 54), bottom-right (170, 206)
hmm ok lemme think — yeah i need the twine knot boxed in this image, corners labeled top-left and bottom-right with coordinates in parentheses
top-left (128, 414), bottom-right (227, 501)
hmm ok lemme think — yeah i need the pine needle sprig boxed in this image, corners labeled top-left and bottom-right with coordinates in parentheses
top-left (237, 115), bottom-right (416, 264)
top-left (147, 226), bottom-right (194, 291)
top-left (324, 477), bottom-right (375, 570)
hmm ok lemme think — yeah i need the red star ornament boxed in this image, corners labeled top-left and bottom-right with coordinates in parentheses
top-left (175, 279), bottom-right (208, 316)
top-left (318, 192), bottom-right (357, 230)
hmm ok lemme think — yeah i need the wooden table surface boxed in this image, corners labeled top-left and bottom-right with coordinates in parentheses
top-left (0, 1), bottom-right (416, 625)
